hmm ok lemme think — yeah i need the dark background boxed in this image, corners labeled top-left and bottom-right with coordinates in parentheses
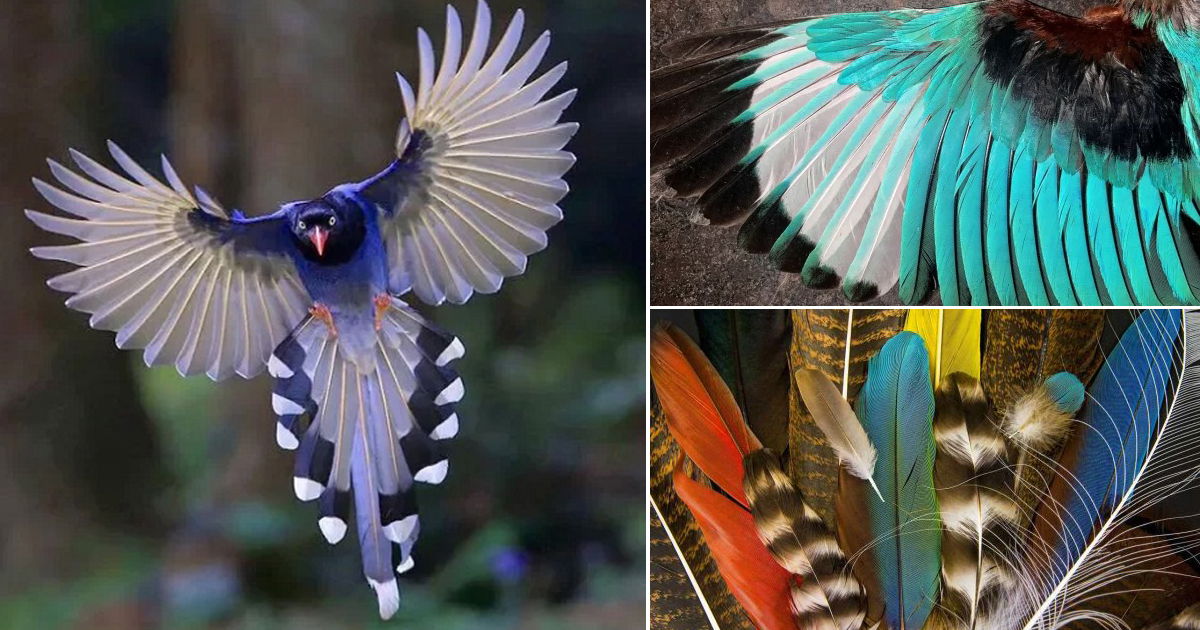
top-left (650, 0), bottom-right (1093, 306)
top-left (0, 1), bottom-right (645, 628)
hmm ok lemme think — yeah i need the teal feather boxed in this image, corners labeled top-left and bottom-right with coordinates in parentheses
top-left (1009, 145), bottom-right (1049, 304)
top-left (956, 120), bottom-right (988, 304)
top-left (932, 108), bottom-right (970, 305)
top-left (985, 143), bottom-right (1017, 304)
top-left (804, 96), bottom-right (911, 283)
top-left (855, 331), bottom-right (939, 630)
top-left (1144, 185), bottom-right (1200, 304)
top-left (1044, 372), bottom-right (1085, 413)
top-left (898, 110), bottom-right (948, 304)
top-left (1059, 172), bottom-right (1101, 304)
top-left (845, 97), bottom-right (927, 295)
top-left (1111, 185), bottom-right (1160, 305)
top-left (1084, 175), bottom-right (1133, 305)
top-left (1033, 159), bottom-right (1075, 305)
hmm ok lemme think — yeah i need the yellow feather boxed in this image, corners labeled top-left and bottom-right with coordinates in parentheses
top-left (903, 309), bottom-right (981, 383)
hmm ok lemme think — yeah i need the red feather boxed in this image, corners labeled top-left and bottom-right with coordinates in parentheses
top-left (651, 322), bottom-right (759, 505)
top-left (674, 463), bottom-right (797, 630)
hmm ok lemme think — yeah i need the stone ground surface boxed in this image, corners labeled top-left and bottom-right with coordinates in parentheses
top-left (649, 0), bottom-right (1093, 306)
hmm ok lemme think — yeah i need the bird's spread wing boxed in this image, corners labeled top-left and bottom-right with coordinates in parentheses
top-left (27, 142), bottom-right (311, 380)
top-left (652, 0), bottom-right (1200, 306)
top-left (357, 0), bottom-right (577, 306)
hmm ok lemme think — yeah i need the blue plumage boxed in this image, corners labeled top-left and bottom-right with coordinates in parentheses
top-left (27, 0), bottom-right (575, 618)
top-left (1049, 310), bottom-right (1182, 580)
top-left (855, 331), bottom-right (940, 630)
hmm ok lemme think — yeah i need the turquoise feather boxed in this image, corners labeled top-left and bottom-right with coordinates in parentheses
top-left (985, 143), bottom-right (1016, 304)
top-left (1059, 172), bottom-right (1102, 304)
top-left (898, 111), bottom-right (948, 303)
top-left (855, 331), bottom-right (939, 630)
top-left (1033, 159), bottom-right (1074, 305)
top-left (1009, 145), bottom-right (1048, 304)
top-left (1111, 185), bottom-right (1160, 305)
top-left (1084, 175), bottom-right (1133, 305)
top-left (933, 109), bottom-right (970, 305)
top-left (956, 120), bottom-right (988, 304)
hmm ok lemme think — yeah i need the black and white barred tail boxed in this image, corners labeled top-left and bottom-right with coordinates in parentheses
top-left (268, 296), bottom-right (464, 619)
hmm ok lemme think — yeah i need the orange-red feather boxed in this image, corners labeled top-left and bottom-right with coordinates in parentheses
top-left (674, 463), bottom-right (796, 630)
top-left (651, 322), bottom-right (759, 505)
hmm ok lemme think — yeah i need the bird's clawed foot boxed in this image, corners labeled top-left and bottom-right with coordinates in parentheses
top-left (310, 302), bottom-right (338, 338)
top-left (374, 293), bottom-right (391, 331)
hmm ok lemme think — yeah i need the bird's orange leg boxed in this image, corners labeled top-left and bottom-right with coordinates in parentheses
top-left (310, 303), bottom-right (338, 338)
top-left (374, 293), bottom-right (391, 331)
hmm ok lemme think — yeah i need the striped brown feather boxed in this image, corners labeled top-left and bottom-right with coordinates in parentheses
top-left (743, 448), bottom-right (865, 630)
top-left (932, 374), bottom-right (1020, 630)
top-left (980, 310), bottom-right (1105, 525)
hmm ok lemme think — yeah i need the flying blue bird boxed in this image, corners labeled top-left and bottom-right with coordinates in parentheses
top-left (25, 0), bottom-right (576, 618)
top-left (652, 0), bottom-right (1200, 305)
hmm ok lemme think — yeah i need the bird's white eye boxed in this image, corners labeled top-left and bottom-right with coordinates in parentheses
top-left (298, 220), bottom-right (306, 230)
top-left (328, 216), bottom-right (336, 226)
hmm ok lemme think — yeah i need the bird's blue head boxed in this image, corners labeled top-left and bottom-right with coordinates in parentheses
top-left (287, 197), bottom-right (365, 265)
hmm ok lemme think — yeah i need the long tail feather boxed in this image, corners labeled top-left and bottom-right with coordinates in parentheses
top-left (269, 299), bottom-right (463, 619)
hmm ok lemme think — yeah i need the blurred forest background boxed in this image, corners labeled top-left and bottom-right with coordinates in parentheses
top-left (0, 0), bottom-right (645, 628)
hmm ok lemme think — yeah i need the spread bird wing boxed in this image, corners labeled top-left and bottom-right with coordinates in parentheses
top-left (651, 0), bottom-right (1200, 306)
top-left (355, 0), bottom-right (578, 306)
top-left (26, 142), bottom-right (311, 380)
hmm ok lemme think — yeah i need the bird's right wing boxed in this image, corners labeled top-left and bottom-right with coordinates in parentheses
top-left (355, 0), bottom-right (578, 306)
top-left (652, 0), bottom-right (1200, 306)
top-left (27, 143), bottom-right (312, 380)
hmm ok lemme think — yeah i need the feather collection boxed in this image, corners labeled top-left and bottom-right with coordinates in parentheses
top-left (652, 309), bottom-right (1200, 630)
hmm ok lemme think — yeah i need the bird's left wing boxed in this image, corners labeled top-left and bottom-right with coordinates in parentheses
top-left (27, 143), bottom-right (312, 380)
top-left (356, 0), bottom-right (578, 305)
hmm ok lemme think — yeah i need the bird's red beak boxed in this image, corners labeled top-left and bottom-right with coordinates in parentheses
top-left (309, 226), bottom-right (328, 257)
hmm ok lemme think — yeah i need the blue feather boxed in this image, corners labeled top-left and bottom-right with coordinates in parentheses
top-left (1050, 310), bottom-right (1182, 579)
top-left (1059, 172), bottom-right (1101, 305)
top-left (898, 111), bottom-right (949, 304)
top-left (956, 120), bottom-right (988, 304)
top-left (1111, 185), bottom-right (1161, 305)
top-left (855, 331), bottom-right (940, 630)
top-left (933, 109), bottom-right (970, 305)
